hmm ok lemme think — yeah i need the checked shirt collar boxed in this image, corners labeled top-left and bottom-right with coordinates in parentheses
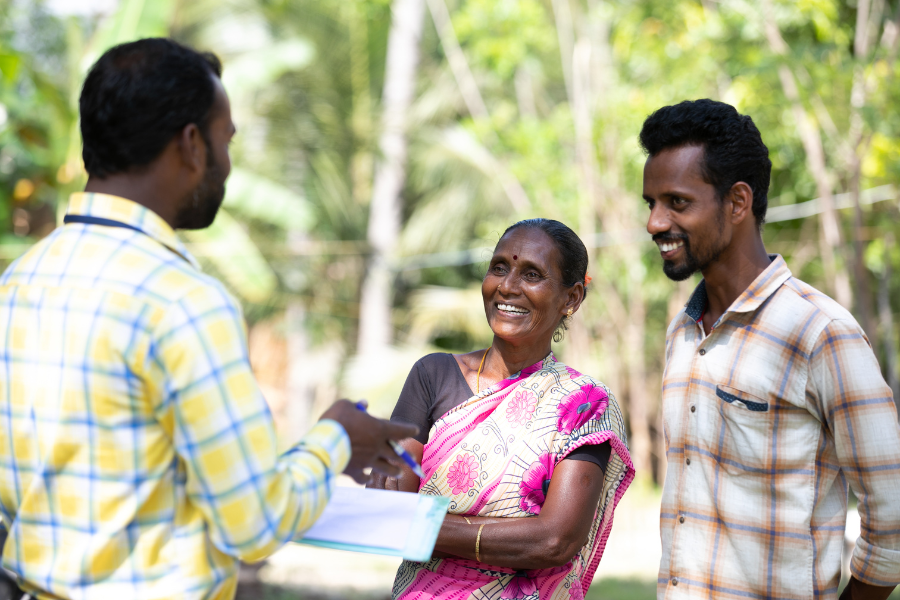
top-left (66, 192), bottom-right (200, 270)
top-left (680, 254), bottom-right (792, 332)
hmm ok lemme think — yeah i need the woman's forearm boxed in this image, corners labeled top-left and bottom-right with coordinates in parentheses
top-left (433, 513), bottom-right (582, 569)
top-left (432, 460), bottom-right (605, 570)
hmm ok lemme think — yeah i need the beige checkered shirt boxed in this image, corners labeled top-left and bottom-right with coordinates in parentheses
top-left (658, 255), bottom-right (900, 599)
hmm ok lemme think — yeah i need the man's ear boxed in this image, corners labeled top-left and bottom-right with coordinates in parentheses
top-left (177, 123), bottom-right (206, 173)
top-left (728, 182), bottom-right (754, 225)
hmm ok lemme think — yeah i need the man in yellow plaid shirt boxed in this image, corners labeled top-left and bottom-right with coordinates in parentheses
top-left (0, 38), bottom-right (415, 600)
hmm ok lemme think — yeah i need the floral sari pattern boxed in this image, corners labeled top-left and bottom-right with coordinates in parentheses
top-left (393, 354), bottom-right (634, 600)
top-left (505, 390), bottom-right (538, 428)
top-left (448, 454), bottom-right (481, 494)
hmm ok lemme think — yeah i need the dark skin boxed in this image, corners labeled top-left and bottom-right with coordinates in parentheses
top-left (643, 145), bottom-right (770, 334)
top-left (643, 144), bottom-right (896, 600)
top-left (85, 78), bottom-right (236, 229)
top-left (371, 228), bottom-right (608, 570)
top-left (84, 76), bottom-right (416, 484)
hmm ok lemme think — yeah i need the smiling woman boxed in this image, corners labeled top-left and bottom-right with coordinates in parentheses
top-left (369, 219), bottom-right (635, 600)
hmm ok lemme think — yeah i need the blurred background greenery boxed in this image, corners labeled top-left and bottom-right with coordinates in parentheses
top-left (2, 0), bottom-right (900, 597)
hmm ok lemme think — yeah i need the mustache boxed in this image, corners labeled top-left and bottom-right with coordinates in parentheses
top-left (652, 233), bottom-right (688, 244)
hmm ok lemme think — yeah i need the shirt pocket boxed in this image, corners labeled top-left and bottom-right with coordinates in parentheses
top-left (714, 384), bottom-right (773, 475)
top-left (715, 385), bottom-right (769, 412)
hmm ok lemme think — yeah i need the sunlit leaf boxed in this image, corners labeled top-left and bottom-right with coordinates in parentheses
top-left (221, 39), bottom-right (315, 99)
top-left (81, 0), bottom-right (178, 71)
top-left (181, 208), bottom-right (277, 304)
top-left (223, 167), bottom-right (312, 230)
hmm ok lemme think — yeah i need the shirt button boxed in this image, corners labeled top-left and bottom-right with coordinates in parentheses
top-left (685, 457), bottom-right (691, 465)
top-left (679, 515), bottom-right (685, 524)
top-left (672, 578), bottom-right (679, 586)
top-left (699, 348), bottom-right (706, 356)
top-left (690, 405), bottom-right (696, 413)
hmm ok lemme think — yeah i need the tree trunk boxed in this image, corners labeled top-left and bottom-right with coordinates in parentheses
top-left (624, 286), bottom-right (653, 477)
top-left (426, 0), bottom-right (530, 213)
top-left (878, 234), bottom-right (900, 411)
top-left (285, 299), bottom-right (314, 442)
top-left (560, 0), bottom-right (654, 477)
top-left (357, 0), bottom-right (425, 355)
top-left (849, 165), bottom-right (877, 338)
top-left (348, 2), bottom-right (374, 209)
top-left (762, 1), bottom-right (852, 309)
top-left (845, 0), bottom-right (884, 339)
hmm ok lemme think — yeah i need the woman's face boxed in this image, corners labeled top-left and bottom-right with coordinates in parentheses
top-left (482, 228), bottom-right (578, 347)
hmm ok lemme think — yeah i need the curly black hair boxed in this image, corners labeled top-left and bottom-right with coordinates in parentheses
top-left (80, 38), bottom-right (222, 178)
top-left (638, 99), bottom-right (772, 229)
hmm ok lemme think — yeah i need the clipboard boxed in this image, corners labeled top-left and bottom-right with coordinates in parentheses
top-left (295, 487), bottom-right (450, 562)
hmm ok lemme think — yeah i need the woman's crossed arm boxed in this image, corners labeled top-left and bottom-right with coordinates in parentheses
top-left (368, 438), bottom-right (607, 571)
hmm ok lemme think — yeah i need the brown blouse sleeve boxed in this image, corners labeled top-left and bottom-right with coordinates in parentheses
top-left (390, 358), bottom-right (435, 444)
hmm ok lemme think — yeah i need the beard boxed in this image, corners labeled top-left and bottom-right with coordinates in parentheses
top-left (174, 147), bottom-right (226, 230)
top-left (656, 211), bottom-right (728, 282)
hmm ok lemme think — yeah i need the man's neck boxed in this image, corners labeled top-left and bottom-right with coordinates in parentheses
top-left (699, 234), bottom-right (772, 331)
top-left (84, 172), bottom-right (178, 228)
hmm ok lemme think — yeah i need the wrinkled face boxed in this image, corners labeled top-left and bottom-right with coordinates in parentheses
top-left (175, 77), bottom-right (235, 230)
top-left (482, 228), bottom-right (571, 346)
top-left (642, 145), bottom-right (730, 281)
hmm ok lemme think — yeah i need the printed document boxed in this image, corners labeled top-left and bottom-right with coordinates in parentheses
top-left (296, 486), bottom-right (449, 562)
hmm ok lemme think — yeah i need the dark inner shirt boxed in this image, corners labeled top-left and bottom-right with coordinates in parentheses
top-left (390, 353), bottom-right (611, 472)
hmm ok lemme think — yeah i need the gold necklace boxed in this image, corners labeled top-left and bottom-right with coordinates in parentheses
top-left (476, 348), bottom-right (489, 393)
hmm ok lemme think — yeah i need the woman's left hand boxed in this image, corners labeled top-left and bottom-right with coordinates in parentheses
top-left (366, 438), bottom-right (423, 493)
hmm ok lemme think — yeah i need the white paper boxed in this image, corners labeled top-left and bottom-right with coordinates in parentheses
top-left (301, 486), bottom-right (420, 550)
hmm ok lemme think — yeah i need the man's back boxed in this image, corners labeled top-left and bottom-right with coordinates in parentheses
top-left (0, 193), bottom-right (349, 600)
top-left (0, 37), bottom-right (417, 600)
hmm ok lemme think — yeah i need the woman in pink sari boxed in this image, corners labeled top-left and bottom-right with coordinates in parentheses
top-left (370, 219), bottom-right (635, 600)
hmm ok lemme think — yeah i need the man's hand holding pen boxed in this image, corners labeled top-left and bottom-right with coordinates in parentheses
top-left (320, 400), bottom-right (419, 484)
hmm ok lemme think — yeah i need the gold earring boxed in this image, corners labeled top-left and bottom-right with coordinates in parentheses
top-left (566, 308), bottom-right (573, 320)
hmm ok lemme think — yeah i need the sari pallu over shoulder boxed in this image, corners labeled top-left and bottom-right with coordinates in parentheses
top-left (393, 354), bottom-right (635, 600)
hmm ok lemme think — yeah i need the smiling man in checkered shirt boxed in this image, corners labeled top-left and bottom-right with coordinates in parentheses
top-left (0, 38), bottom-right (416, 600)
top-left (641, 99), bottom-right (900, 600)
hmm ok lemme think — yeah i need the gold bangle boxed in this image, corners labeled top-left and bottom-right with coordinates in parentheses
top-left (475, 524), bottom-right (485, 562)
top-left (463, 517), bottom-right (472, 525)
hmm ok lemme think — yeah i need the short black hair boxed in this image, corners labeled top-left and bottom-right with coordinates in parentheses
top-left (80, 38), bottom-right (223, 178)
top-left (638, 99), bottom-right (772, 229)
top-left (500, 218), bottom-right (589, 295)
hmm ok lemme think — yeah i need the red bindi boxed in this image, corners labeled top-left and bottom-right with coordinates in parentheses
top-left (513, 255), bottom-right (518, 260)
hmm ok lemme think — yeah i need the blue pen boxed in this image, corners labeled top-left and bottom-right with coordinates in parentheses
top-left (355, 401), bottom-right (425, 478)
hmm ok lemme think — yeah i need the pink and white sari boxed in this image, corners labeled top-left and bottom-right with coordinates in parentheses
top-left (392, 354), bottom-right (634, 600)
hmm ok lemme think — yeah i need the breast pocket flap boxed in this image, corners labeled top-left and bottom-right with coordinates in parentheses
top-left (716, 385), bottom-right (769, 412)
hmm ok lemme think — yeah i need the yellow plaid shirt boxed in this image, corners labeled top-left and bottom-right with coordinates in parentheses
top-left (659, 255), bottom-right (900, 599)
top-left (0, 193), bottom-right (350, 600)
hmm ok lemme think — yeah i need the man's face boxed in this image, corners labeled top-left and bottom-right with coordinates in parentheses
top-left (175, 78), bottom-right (235, 230)
top-left (642, 145), bottom-right (730, 281)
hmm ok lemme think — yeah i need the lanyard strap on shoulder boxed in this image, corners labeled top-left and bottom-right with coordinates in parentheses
top-left (63, 214), bottom-right (147, 236)
top-left (63, 214), bottom-right (148, 236)
top-left (63, 214), bottom-right (193, 266)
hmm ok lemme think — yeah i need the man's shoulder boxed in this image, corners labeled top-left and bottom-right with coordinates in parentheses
top-left (665, 308), bottom-right (692, 340)
top-left (775, 276), bottom-right (864, 337)
top-left (778, 276), bottom-right (854, 323)
top-left (1, 225), bottom-right (236, 314)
